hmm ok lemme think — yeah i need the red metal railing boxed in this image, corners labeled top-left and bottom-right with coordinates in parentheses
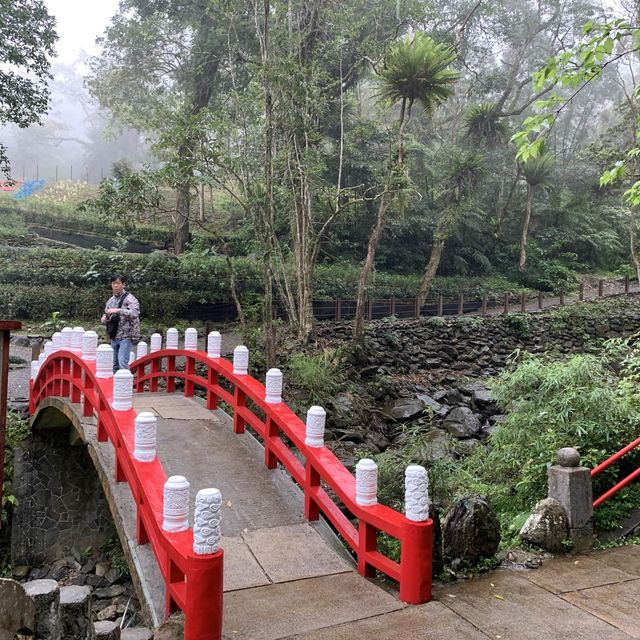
top-left (131, 348), bottom-right (433, 605)
top-left (591, 436), bottom-right (640, 508)
top-left (29, 352), bottom-right (223, 640)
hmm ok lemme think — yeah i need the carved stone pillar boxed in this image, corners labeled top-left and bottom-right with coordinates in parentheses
top-left (265, 368), bottom-right (283, 403)
top-left (134, 412), bottom-right (157, 462)
top-left (95, 345), bottom-right (113, 379)
top-left (81, 331), bottom-right (98, 361)
top-left (356, 458), bottom-right (378, 506)
top-left (184, 327), bottom-right (198, 351)
top-left (166, 327), bottom-right (179, 350)
top-left (405, 465), bottom-right (430, 522)
top-left (163, 476), bottom-right (190, 532)
top-left (136, 341), bottom-right (148, 358)
top-left (112, 369), bottom-right (133, 411)
top-left (150, 333), bottom-right (162, 353)
top-left (305, 406), bottom-right (326, 448)
top-left (60, 327), bottom-right (73, 351)
top-left (70, 327), bottom-right (85, 353)
top-left (193, 488), bottom-right (222, 554)
top-left (233, 346), bottom-right (249, 375)
top-left (207, 331), bottom-right (221, 358)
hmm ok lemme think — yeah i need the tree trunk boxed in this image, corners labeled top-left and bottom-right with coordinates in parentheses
top-left (174, 182), bottom-right (190, 254)
top-left (353, 194), bottom-right (391, 342)
top-left (417, 237), bottom-right (446, 310)
top-left (519, 184), bottom-right (533, 270)
top-left (630, 204), bottom-right (640, 284)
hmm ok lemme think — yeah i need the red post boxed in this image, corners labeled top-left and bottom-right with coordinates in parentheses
top-left (357, 520), bottom-right (377, 578)
top-left (0, 321), bottom-right (21, 528)
top-left (304, 460), bottom-right (320, 521)
top-left (399, 519), bottom-right (433, 604)
top-left (71, 361), bottom-right (82, 403)
top-left (233, 387), bottom-right (246, 434)
top-left (264, 416), bottom-right (278, 469)
top-left (167, 356), bottom-right (176, 393)
top-left (151, 359), bottom-right (160, 392)
top-left (206, 368), bottom-right (219, 410)
top-left (184, 356), bottom-right (195, 397)
top-left (183, 552), bottom-right (224, 640)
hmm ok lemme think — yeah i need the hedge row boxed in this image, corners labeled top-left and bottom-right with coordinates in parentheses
top-left (0, 284), bottom-right (194, 322)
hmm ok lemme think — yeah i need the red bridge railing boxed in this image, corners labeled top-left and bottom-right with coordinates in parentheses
top-left (29, 351), bottom-right (223, 640)
top-left (130, 347), bottom-right (433, 605)
top-left (591, 436), bottom-right (640, 508)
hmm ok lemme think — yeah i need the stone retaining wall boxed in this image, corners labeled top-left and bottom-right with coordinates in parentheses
top-left (11, 428), bottom-right (115, 567)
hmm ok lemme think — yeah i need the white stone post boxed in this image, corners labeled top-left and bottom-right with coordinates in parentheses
top-left (30, 360), bottom-right (40, 380)
top-left (233, 345), bottom-right (249, 375)
top-left (43, 340), bottom-right (53, 356)
top-left (60, 326), bottom-right (73, 350)
top-left (70, 326), bottom-right (85, 353)
top-left (265, 368), bottom-right (283, 403)
top-left (128, 351), bottom-right (135, 365)
top-left (134, 412), bottom-right (157, 462)
top-left (136, 341), bottom-right (148, 358)
top-left (356, 458), bottom-right (378, 506)
top-left (184, 327), bottom-right (198, 351)
top-left (193, 488), bottom-right (222, 554)
top-left (112, 369), bottom-right (133, 411)
top-left (163, 475), bottom-right (190, 532)
top-left (166, 327), bottom-right (179, 350)
top-left (305, 406), bottom-right (326, 448)
top-left (96, 344), bottom-right (113, 378)
top-left (51, 332), bottom-right (62, 352)
top-left (150, 333), bottom-right (162, 352)
top-left (207, 331), bottom-right (221, 358)
top-left (81, 331), bottom-right (98, 360)
top-left (38, 352), bottom-right (46, 368)
top-left (405, 465), bottom-right (430, 522)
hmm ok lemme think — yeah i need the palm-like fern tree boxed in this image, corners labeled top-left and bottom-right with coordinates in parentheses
top-left (519, 154), bottom-right (554, 270)
top-left (353, 33), bottom-right (458, 341)
top-left (463, 102), bottom-right (507, 146)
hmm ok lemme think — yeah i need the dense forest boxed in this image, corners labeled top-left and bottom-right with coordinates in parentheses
top-left (2, 0), bottom-right (639, 352)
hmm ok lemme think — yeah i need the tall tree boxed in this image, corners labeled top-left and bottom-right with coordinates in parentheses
top-left (0, 0), bottom-right (57, 177)
top-left (353, 32), bottom-right (458, 342)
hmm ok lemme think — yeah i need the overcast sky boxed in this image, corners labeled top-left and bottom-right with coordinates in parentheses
top-left (45, 0), bottom-right (120, 65)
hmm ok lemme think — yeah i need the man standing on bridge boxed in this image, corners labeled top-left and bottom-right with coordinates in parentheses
top-left (101, 274), bottom-right (140, 373)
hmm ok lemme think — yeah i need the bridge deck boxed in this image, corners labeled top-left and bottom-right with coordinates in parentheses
top-left (126, 393), bottom-right (406, 636)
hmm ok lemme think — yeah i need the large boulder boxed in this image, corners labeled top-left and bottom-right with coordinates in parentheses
top-left (443, 495), bottom-right (501, 568)
top-left (442, 406), bottom-right (481, 438)
top-left (519, 498), bottom-right (569, 553)
top-left (381, 397), bottom-right (426, 422)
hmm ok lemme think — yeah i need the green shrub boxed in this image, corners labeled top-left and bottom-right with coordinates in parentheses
top-left (286, 350), bottom-right (344, 407)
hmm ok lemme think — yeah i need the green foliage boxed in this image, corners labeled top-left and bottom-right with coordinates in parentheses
top-left (286, 350), bottom-right (344, 407)
top-left (455, 347), bottom-right (640, 531)
top-left (503, 313), bottom-right (531, 337)
top-left (2, 412), bottom-right (31, 527)
top-left (100, 534), bottom-right (130, 579)
top-left (376, 33), bottom-right (459, 116)
top-left (0, 0), bottom-right (57, 176)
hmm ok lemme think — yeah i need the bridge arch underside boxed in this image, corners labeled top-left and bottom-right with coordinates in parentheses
top-left (18, 398), bottom-right (162, 626)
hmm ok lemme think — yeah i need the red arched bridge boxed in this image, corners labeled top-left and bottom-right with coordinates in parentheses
top-left (28, 327), bottom-right (433, 640)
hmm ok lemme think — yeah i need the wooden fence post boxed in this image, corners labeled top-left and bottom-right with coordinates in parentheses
top-left (559, 291), bottom-right (565, 306)
top-left (390, 296), bottom-right (396, 317)
top-left (335, 298), bottom-right (342, 321)
top-left (437, 295), bottom-right (444, 317)
top-left (538, 291), bottom-right (543, 310)
top-left (625, 276), bottom-right (630, 293)
top-left (457, 294), bottom-right (464, 315)
top-left (598, 279), bottom-right (604, 297)
top-left (481, 294), bottom-right (487, 315)
top-left (579, 283), bottom-right (584, 301)
top-left (368, 299), bottom-right (373, 321)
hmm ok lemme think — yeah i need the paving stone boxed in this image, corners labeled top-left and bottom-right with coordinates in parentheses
top-left (222, 536), bottom-right (271, 592)
top-left (242, 523), bottom-right (353, 583)
top-left (290, 601), bottom-right (489, 639)
top-left (515, 553), bottom-right (636, 593)
top-left (437, 569), bottom-right (633, 640)
top-left (223, 573), bottom-right (404, 640)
